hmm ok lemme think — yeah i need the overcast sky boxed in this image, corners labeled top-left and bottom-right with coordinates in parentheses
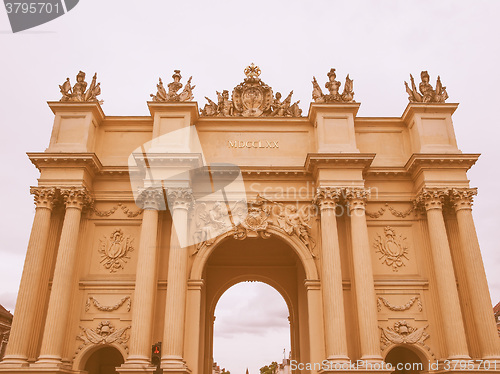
top-left (1, 1), bottom-right (499, 373)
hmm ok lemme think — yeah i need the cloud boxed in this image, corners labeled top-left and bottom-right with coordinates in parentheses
top-left (214, 282), bottom-right (290, 338)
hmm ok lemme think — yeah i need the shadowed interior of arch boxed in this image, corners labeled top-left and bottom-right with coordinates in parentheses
top-left (83, 346), bottom-right (124, 374)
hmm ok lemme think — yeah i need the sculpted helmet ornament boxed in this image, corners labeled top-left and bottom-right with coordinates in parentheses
top-left (405, 71), bottom-right (448, 103)
top-left (59, 71), bottom-right (102, 103)
top-left (201, 63), bottom-right (302, 117)
top-left (150, 70), bottom-right (195, 102)
top-left (312, 68), bottom-right (355, 103)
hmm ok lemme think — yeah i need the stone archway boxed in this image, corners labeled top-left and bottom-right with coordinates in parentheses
top-left (384, 345), bottom-right (426, 374)
top-left (186, 234), bottom-right (321, 374)
top-left (82, 346), bottom-right (124, 374)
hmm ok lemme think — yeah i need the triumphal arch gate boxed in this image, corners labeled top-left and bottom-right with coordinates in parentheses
top-left (1, 65), bottom-right (499, 374)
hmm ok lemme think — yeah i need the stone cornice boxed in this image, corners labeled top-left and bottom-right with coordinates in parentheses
top-left (28, 152), bottom-right (103, 175)
top-left (401, 102), bottom-right (459, 123)
top-left (147, 101), bottom-right (199, 122)
top-left (304, 153), bottom-right (375, 173)
top-left (404, 153), bottom-right (480, 175)
top-left (47, 101), bottom-right (105, 122)
top-left (308, 102), bottom-right (361, 124)
top-left (130, 152), bottom-right (204, 168)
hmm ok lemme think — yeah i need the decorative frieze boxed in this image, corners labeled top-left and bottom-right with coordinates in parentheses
top-left (98, 229), bottom-right (135, 273)
top-left (374, 226), bottom-right (409, 271)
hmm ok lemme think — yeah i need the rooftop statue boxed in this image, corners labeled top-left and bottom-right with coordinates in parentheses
top-left (201, 63), bottom-right (302, 117)
top-left (404, 71), bottom-right (448, 103)
top-left (312, 68), bottom-right (355, 103)
top-left (59, 71), bottom-right (101, 103)
top-left (150, 70), bottom-right (195, 102)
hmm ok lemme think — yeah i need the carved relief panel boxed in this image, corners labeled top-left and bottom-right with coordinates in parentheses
top-left (368, 223), bottom-right (420, 276)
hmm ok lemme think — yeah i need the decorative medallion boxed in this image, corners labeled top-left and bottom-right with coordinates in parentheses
top-left (374, 226), bottom-right (409, 271)
top-left (380, 320), bottom-right (429, 350)
top-left (76, 321), bottom-right (130, 354)
top-left (98, 229), bottom-right (134, 273)
top-left (201, 64), bottom-right (302, 117)
top-left (404, 71), bottom-right (448, 103)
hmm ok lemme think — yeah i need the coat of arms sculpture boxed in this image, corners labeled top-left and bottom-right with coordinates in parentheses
top-left (201, 63), bottom-right (302, 117)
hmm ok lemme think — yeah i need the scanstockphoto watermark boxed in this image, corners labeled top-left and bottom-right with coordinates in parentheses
top-left (290, 359), bottom-right (498, 372)
top-left (3, 0), bottom-right (79, 33)
top-left (128, 125), bottom-right (248, 249)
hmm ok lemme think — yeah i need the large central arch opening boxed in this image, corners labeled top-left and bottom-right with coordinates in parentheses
top-left (213, 282), bottom-right (291, 374)
top-left (198, 236), bottom-right (313, 374)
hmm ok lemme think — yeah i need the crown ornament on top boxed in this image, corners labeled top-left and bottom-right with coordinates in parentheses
top-left (201, 64), bottom-right (302, 117)
top-left (312, 68), bottom-right (355, 103)
top-left (404, 71), bottom-right (448, 103)
top-left (244, 63), bottom-right (261, 79)
top-left (150, 70), bottom-right (195, 102)
top-left (59, 71), bottom-right (102, 103)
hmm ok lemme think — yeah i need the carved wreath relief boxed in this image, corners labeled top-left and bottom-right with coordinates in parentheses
top-left (85, 296), bottom-right (131, 312)
top-left (374, 226), bottom-right (409, 271)
top-left (98, 229), bottom-right (134, 273)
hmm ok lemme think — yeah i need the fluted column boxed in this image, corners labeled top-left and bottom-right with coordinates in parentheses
top-left (162, 188), bottom-right (193, 373)
top-left (450, 188), bottom-right (500, 359)
top-left (124, 188), bottom-right (163, 367)
top-left (184, 280), bottom-right (204, 374)
top-left (305, 280), bottom-right (323, 374)
top-left (416, 188), bottom-right (470, 360)
top-left (313, 187), bottom-right (349, 363)
top-left (1, 187), bottom-right (57, 366)
top-left (36, 187), bottom-right (91, 366)
top-left (346, 188), bottom-right (383, 363)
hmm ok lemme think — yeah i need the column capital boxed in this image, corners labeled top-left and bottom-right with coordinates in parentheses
top-left (415, 187), bottom-right (448, 211)
top-left (137, 187), bottom-right (165, 210)
top-left (313, 187), bottom-right (342, 211)
top-left (60, 187), bottom-right (93, 210)
top-left (30, 186), bottom-right (57, 210)
top-left (450, 187), bottom-right (477, 212)
top-left (167, 188), bottom-right (194, 211)
top-left (345, 187), bottom-right (370, 212)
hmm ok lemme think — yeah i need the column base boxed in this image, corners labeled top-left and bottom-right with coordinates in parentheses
top-left (0, 366), bottom-right (76, 374)
top-left (161, 356), bottom-right (191, 374)
top-left (118, 358), bottom-right (158, 374)
top-left (0, 355), bottom-right (30, 367)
